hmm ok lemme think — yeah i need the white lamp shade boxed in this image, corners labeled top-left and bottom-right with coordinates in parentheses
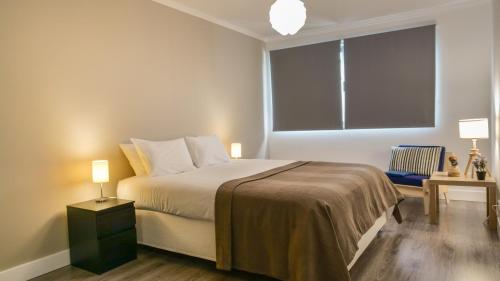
top-left (459, 118), bottom-right (489, 139)
top-left (92, 160), bottom-right (109, 183)
top-left (231, 143), bottom-right (242, 158)
top-left (269, 0), bottom-right (306, 36)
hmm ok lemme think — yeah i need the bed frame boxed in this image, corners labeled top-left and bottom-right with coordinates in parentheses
top-left (135, 206), bottom-right (395, 271)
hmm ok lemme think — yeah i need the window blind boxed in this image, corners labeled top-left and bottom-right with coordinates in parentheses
top-left (344, 25), bottom-right (436, 129)
top-left (270, 41), bottom-right (342, 131)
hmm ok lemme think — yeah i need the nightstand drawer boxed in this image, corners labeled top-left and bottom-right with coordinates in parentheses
top-left (97, 228), bottom-right (137, 273)
top-left (96, 206), bottom-right (135, 238)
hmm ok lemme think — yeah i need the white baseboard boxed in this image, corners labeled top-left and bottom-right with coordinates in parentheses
top-left (0, 250), bottom-right (70, 281)
top-left (443, 187), bottom-right (487, 202)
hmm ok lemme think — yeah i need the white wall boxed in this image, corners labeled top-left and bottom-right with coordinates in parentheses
top-left (493, 0), bottom-right (500, 195)
top-left (266, 1), bottom-right (493, 200)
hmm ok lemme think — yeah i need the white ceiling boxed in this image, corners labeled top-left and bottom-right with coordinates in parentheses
top-left (153, 0), bottom-right (478, 41)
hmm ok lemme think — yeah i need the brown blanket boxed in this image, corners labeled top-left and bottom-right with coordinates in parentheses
top-left (215, 161), bottom-right (403, 281)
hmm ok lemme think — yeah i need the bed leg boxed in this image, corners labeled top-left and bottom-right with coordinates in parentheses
top-left (393, 205), bottom-right (403, 224)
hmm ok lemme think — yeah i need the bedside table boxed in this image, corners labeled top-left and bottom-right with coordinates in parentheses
top-left (428, 172), bottom-right (497, 230)
top-left (67, 199), bottom-right (137, 274)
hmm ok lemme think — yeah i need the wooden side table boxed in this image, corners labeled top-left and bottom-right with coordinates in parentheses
top-left (428, 172), bottom-right (497, 230)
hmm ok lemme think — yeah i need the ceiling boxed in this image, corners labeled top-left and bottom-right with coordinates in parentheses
top-left (153, 0), bottom-right (474, 41)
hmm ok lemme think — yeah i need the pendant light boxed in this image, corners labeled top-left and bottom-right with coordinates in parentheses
top-left (269, 0), bottom-right (307, 36)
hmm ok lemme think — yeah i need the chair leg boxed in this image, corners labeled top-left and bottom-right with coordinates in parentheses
top-left (423, 180), bottom-right (430, 216)
top-left (443, 192), bottom-right (450, 204)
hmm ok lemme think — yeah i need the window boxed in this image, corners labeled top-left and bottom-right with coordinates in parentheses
top-left (270, 25), bottom-right (436, 131)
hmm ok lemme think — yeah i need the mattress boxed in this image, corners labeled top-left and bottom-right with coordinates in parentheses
top-left (117, 159), bottom-right (293, 220)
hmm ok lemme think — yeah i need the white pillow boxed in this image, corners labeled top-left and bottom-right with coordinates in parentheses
top-left (119, 144), bottom-right (147, 176)
top-left (131, 138), bottom-right (196, 176)
top-left (185, 135), bottom-right (229, 168)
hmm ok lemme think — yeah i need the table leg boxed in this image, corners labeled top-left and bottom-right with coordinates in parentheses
top-left (429, 183), bottom-right (438, 224)
top-left (486, 187), bottom-right (490, 217)
top-left (436, 185), bottom-right (440, 214)
top-left (487, 186), bottom-right (497, 230)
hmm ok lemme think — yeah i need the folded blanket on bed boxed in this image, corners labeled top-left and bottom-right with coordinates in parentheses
top-left (215, 161), bottom-right (403, 281)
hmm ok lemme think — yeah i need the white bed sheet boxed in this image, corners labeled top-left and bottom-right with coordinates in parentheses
top-left (117, 159), bottom-right (293, 221)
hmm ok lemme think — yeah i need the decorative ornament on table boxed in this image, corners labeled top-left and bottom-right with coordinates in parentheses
top-left (472, 156), bottom-right (488, 180)
top-left (447, 155), bottom-right (461, 177)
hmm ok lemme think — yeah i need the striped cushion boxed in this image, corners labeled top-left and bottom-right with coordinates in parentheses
top-left (389, 146), bottom-right (443, 176)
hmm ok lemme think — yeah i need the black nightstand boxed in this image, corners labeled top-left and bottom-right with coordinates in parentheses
top-left (67, 199), bottom-right (137, 274)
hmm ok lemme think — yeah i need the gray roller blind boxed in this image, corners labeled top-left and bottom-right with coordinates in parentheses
top-left (270, 41), bottom-right (342, 131)
top-left (344, 25), bottom-right (436, 129)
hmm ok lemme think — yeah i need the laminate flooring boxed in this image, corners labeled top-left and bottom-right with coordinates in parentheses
top-left (32, 198), bottom-right (500, 281)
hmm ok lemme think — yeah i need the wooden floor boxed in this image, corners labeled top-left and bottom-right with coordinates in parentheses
top-left (32, 198), bottom-right (500, 281)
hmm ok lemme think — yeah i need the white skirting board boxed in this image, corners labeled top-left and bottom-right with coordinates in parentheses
top-left (0, 250), bottom-right (70, 281)
top-left (444, 187), bottom-right (487, 202)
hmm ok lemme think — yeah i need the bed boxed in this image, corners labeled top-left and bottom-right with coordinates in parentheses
top-left (117, 159), bottom-right (402, 281)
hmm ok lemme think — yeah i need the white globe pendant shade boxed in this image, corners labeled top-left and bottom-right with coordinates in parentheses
top-left (269, 0), bottom-right (307, 36)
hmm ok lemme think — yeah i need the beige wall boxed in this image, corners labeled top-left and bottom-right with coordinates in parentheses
top-left (0, 0), bottom-right (265, 270)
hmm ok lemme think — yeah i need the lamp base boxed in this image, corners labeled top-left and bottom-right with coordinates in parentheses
top-left (464, 147), bottom-right (491, 179)
top-left (95, 197), bottom-right (108, 203)
top-left (464, 148), bottom-right (480, 178)
top-left (95, 183), bottom-right (108, 203)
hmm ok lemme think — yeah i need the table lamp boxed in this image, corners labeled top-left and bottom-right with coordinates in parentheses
top-left (459, 118), bottom-right (489, 178)
top-left (231, 143), bottom-right (242, 159)
top-left (92, 160), bottom-right (109, 203)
